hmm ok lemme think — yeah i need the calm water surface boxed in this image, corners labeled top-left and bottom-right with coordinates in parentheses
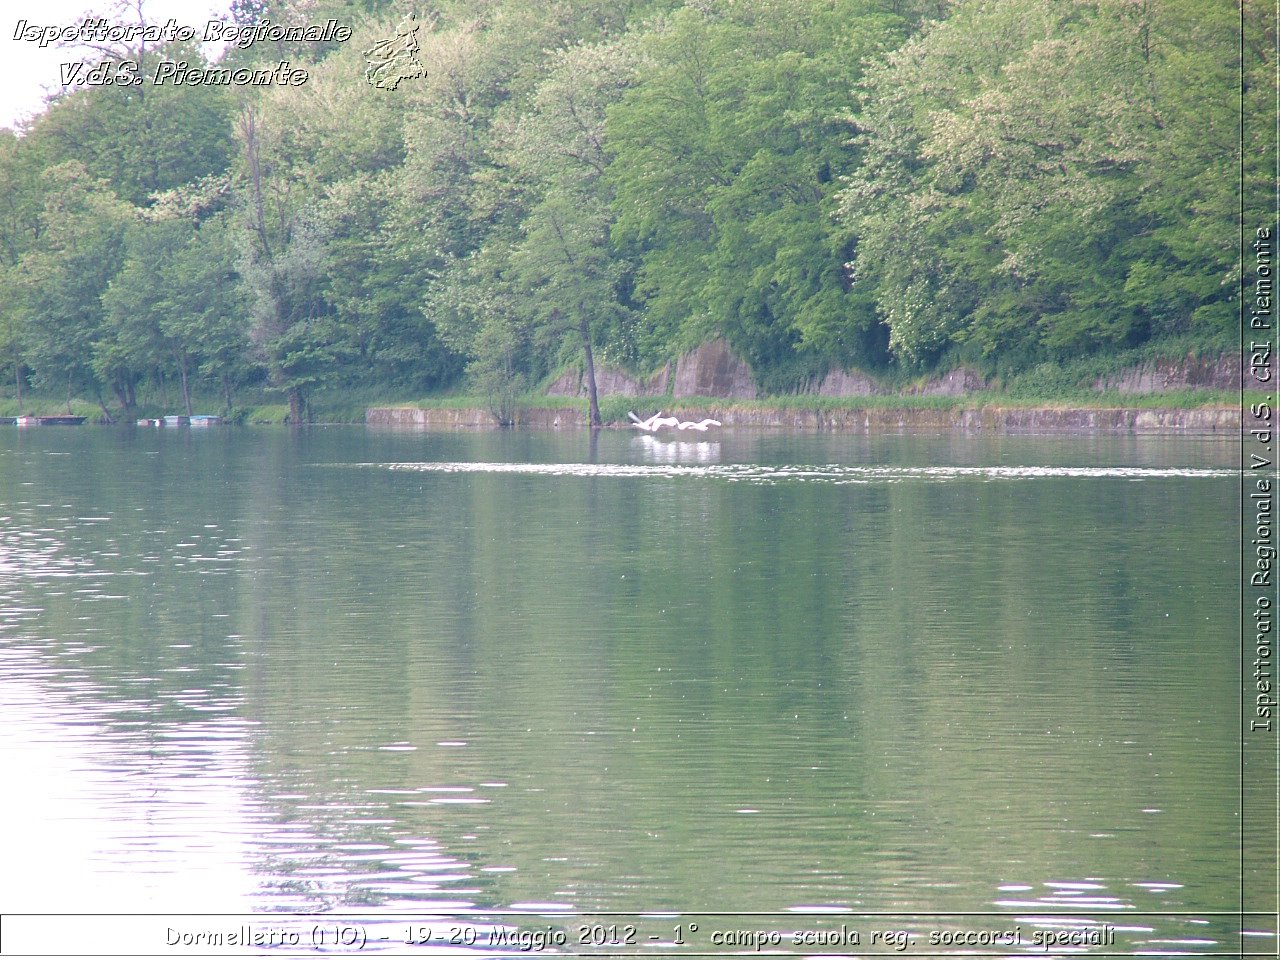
top-left (0, 427), bottom-right (1246, 953)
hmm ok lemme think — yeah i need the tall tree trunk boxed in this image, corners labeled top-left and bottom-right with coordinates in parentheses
top-left (14, 359), bottom-right (22, 414)
top-left (578, 314), bottom-right (601, 428)
top-left (221, 375), bottom-right (233, 414)
top-left (178, 358), bottom-right (192, 417)
top-left (240, 107), bottom-right (274, 263)
top-left (240, 104), bottom-right (293, 406)
top-left (94, 386), bottom-right (115, 425)
top-left (112, 380), bottom-right (131, 418)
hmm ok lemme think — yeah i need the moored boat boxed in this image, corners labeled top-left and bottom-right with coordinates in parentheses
top-left (37, 415), bottom-right (86, 425)
top-left (16, 415), bottom-right (87, 426)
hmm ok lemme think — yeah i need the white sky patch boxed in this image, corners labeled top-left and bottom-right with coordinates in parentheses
top-left (1, 0), bottom-right (231, 131)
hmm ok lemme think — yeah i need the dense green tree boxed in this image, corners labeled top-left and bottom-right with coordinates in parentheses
top-left (0, 260), bottom-right (28, 410)
top-left (397, 18), bottom-right (522, 262)
top-left (28, 45), bottom-right (235, 207)
top-left (99, 220), bottom-right (181, 416)
top-left (160, 213), bottom-right (254, 411)
top-left (236, 104), bottom-right (338, 423)
top-left (276, 29), bottom-right (460, 391)
top-left (0, 131), bottom-right (43, 264)
top-left (0, 131), bottom-right (45, 408)
top-left (101, 211), bottom-right (253, 417)
top-left (504, 38), bottom-right (643, 424)
top-left (427, 244), bottom-right (531, 424)
top-left (394, 17), bottom-right (544, 408)
top-left (322, 173), bottom-right (460, 391)
top-left (15, 162), bottom-right (132, 415)
top-left (604, 0), bottom-right (912, 385)
top-left (839, 0), bottom-right (1250, 368)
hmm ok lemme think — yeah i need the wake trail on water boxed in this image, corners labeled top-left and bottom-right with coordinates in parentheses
top-left (340, 462), bottom-right (1236, 484)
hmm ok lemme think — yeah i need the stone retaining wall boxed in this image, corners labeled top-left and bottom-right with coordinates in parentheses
top-left (1094, 353), bottom-right (1242, 392)
top-left (368, 405), bottom-right (1237, 433)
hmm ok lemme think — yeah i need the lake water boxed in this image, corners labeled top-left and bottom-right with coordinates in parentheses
top-left (0, 426), bottom-right (1260, 956)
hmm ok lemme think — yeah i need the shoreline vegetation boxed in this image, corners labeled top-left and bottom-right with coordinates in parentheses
top-left (0, 386), bottom-right (1250, 433)
top-left (0, 340), bottom-right (1253, 433)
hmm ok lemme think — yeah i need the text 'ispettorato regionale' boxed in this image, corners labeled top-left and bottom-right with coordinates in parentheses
top-left (14, 18), bottom-right (354, 87)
